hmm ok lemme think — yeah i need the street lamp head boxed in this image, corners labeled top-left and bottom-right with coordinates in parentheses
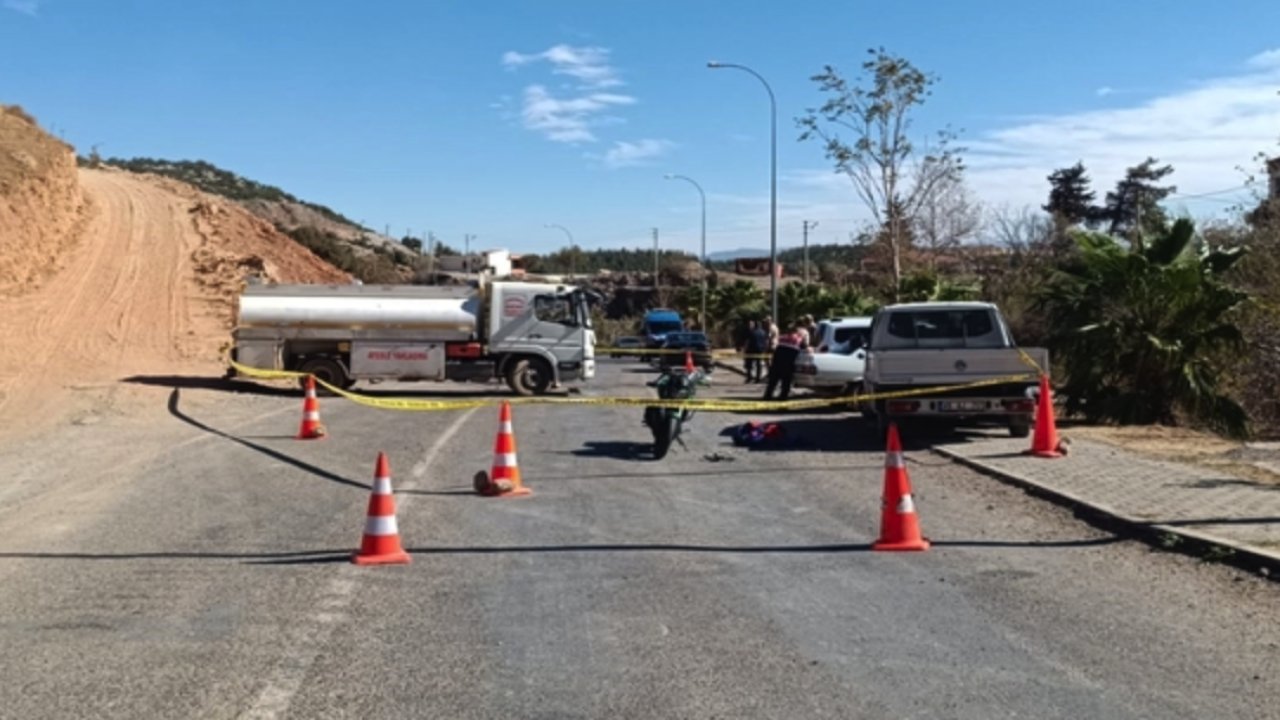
top-left (706, 61), bottom-right (721, 68)
top-left (663, 173), bottom-right (675, 180)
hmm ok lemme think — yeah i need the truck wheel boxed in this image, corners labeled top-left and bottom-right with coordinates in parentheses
top-left (1009, 416), bottom-right (1032, 438)
top-left (506, 357), bottom-right (553, 396)
top-left (298, 357), bottom-right (349, 395)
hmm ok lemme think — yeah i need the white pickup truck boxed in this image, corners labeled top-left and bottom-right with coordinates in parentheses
top-left (862, 302), bottom-right (1046, 437)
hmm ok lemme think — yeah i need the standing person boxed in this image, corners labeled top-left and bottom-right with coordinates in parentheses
top-left (764, 323), bottom-right (803, 401)
top-left (761, 314), bottom-right (780, 387)
top-left (742, 319), bottom-right (767, 383)
top-left (763, 315), bottom-right (779, 352)
top-left (795, 314), bottom-right (814, 349)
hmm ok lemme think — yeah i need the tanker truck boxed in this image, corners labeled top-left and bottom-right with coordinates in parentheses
top-left (229, 279), bottom-right (596, 396)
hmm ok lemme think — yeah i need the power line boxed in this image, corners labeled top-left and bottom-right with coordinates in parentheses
top-left (1168, 184), bottom-right (1251, 200)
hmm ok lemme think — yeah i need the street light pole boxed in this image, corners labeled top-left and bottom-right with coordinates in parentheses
top-left (664, 174), bottom-right (707, 328)
top-left (708, 60), bottom-right (777, 320)
top-left (464, 233), bottom-right (476, 277)
top-left (544, 223), bottom-right (576, 277)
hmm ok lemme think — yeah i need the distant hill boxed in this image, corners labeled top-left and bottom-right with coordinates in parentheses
top-left (88, 157), bottom-right (358, 226)
top-left (86, 156), bottom-right (424, 283)
top-left (706, 247), bottom-right (769, 262)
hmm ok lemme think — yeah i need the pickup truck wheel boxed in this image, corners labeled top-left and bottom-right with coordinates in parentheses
top-left (506, 357), bottom-right (553, 396)
top-left (1009, 416), bottom-right (1032, 438)
top-left (298, 357), bottom-right (349, 396)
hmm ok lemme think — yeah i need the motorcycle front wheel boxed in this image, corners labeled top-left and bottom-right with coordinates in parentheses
top-left (651, 412), bottom-right (678, 459)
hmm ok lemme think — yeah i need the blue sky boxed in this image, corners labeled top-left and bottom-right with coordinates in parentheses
top-left (3, 0), bottom-right (1279, 256)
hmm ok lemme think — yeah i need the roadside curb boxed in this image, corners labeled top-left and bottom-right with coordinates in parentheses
top-left (932, 446), bottom-right (1280, 580)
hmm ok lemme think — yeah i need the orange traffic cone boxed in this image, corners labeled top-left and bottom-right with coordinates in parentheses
top-left (683, 350), bottom-right (696, 373)
top-left (353, 452), bottom-right (411, 565)
top-left (1027, 374), bottom-right (1064, 458)
top-left (489, 401), bottom-right (531, 497)
top-left (873, 423), bottom-right (930, 552)
top-left (296, 375), bottom-right (326, 440)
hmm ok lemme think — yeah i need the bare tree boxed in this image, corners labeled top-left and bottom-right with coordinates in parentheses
top-left (987, 204), bottom-right (1054, 254)
top-left (914, 172), bottom-right (982, 267)
top-left (799, 48), bottom-right (964, 300)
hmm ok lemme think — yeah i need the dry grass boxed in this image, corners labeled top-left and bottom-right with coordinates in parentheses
top-left (1066, 424), bottom-right (1280, 487)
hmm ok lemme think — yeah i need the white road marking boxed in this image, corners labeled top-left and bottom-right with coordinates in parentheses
top-left (410, 408), bottom-right (478, 482)
top-left (239, 408), bottom-right (478, 719)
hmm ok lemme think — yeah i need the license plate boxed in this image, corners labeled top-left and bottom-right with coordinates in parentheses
top-left (939, 400), bottom-right (986, 412)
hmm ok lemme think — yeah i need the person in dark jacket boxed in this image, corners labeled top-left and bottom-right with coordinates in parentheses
top-left (741, 320), bottom-right (767, 383)
top-left (764, 325), bottom-right (803, 400)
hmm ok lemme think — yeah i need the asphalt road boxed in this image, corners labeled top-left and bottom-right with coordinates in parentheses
top-left (0, 360), bottom-right (1276, 719)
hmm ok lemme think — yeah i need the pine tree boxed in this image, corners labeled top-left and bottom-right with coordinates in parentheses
top-left (1043, 162), bottom-right (1098, 227)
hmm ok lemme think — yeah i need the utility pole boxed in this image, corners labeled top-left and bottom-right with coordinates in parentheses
top-left (464, 234), bottom-right (476, 277)
top-left (652, 228), bottom-right (660, 287)
top-left (802, 220), bottom-right (819, 284)
top-left (427, 231), bottom-right (437, 283)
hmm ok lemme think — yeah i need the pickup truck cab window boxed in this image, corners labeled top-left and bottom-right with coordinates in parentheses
top-left (883, 309), bottom-right (1003, 348)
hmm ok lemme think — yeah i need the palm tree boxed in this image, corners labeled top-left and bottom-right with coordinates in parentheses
top-left (1036, 219), bottom-right (1250, 436)
top-left (674, 281), bottom-right (765, 346)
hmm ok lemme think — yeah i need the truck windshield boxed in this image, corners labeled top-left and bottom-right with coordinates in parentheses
top-left (647, 321), bottom-right (682, 334)
top-left (884, 310), bottom-right (1003, 348)
top-left (535, 295), bottom-right (577, 326)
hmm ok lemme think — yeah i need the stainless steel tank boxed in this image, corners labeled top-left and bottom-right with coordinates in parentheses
top-left (237, 284), bottom-right (480, 339)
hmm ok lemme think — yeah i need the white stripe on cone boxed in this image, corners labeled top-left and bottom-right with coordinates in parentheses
top-left (885, 451), bottom-right (905, 468)
top-left (492, 453), bottom-right (517, 468)
top-left (499, 421), bottom-right (513, 433)
top-left (304, 411), bottom-right (321, 421)
top-left (897, 494), bottom-right (916, 514)
top-left (371, 478), bottom-right (392, 495)
top-left (364, 515), bottom-right (398, 536)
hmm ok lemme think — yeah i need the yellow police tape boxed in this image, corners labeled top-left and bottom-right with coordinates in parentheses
top-left (598, 346), bottom-right (770, 359)
top-left (227, 358), bottom-right (1039, 413)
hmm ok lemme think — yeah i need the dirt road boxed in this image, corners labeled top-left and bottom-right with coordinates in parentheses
top-left (0, 169), bottom-right (345, 437)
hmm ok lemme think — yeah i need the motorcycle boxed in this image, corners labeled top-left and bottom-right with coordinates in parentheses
top-left (643, 365), bottom-right (707, 459)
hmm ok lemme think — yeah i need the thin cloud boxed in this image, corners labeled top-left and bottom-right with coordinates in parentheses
top-left (965, 51), bottom-right (1280, 211)
top-left (599, 139), bottom-right (674, 168)
top-left (502, 44), bottom-right (622, 89)
top-left (3, 0), bottom-right (39, 15)
top-left (1247, 48), bottom-right (1280, 69)
top-left (520, 85), bottom-right (634, 143)
top-left (1096, 86), bottom-right (1115, 97)
top-left (503, 44), bottom-right (647, 146)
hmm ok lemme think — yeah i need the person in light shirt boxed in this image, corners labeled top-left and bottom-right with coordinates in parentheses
top-left (764, 324), bottom-right (804, 401)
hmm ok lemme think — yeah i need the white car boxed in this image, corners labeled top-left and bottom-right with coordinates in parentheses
top-left (795, 317), bottom-right (872, 395)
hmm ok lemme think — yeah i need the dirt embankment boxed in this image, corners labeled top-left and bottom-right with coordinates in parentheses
top-left (0, 151), bottom-right (350, 436)
top-left (0, 105), bottom-right (92, 296)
